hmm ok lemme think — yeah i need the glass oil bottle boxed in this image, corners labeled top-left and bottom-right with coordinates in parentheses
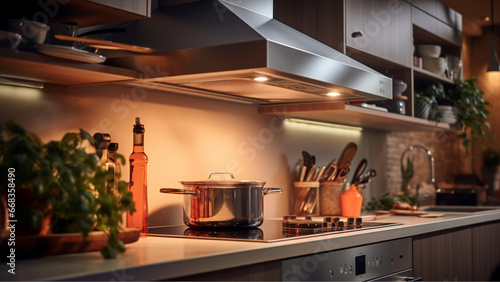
top-left (127, 117), bottom-right (149, 236)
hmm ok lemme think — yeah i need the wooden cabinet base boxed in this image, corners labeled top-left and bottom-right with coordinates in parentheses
top-left (168, 261), bottom-right (282, 281)
top-left (472, 221), bottom-right (500, 281)
top-left (413, 227), bottom-right (473, 281)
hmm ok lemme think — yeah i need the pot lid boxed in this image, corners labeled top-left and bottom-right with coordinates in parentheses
top-left (180, 172), bottom-right (266, 186)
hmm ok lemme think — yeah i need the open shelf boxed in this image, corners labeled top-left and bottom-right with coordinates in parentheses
top-left (259, 102), bottom-right (452, 131)
top-left (413, 66), bottom-right (455, 85)
top-left (0, 48), bottom-right (139, 86)
top-left (0, 0), bottom-right (150, 28)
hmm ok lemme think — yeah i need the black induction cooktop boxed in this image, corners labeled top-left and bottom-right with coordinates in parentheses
top-left (147, 216), bottom-right (403, 242)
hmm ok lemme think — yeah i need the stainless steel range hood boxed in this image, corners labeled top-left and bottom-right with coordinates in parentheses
top-left (106, 0), bottom-right (392, 104)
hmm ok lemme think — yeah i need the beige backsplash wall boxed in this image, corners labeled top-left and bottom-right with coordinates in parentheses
top-left (0, 83), bottom-right (467, 226)
top-left (0, 83), bottom-right (389, 225)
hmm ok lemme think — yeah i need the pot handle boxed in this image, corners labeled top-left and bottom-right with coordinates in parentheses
top-left (159, 188), bottom-right (196, 195)
top-left (263, 188), bottom-right (283, 195)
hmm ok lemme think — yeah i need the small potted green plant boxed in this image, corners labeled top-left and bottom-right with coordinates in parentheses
top-left (446, 77), bottom-right (491, 149)
top-left (0, 120), bottom-right (136, 258)
top-left (417, 78), bottom-right (491, 149)
top-left (415, 83), bottom-right (440, 121)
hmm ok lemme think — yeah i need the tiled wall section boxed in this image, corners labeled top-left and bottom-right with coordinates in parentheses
top-left (385, 130), bottom-right (471, 194)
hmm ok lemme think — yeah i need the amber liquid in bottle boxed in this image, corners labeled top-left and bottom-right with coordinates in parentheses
top-left (127, 117), bottom-right (148, 237)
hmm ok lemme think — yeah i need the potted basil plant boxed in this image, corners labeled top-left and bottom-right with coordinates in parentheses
top-left (0, 120), bottom-right (136, 259)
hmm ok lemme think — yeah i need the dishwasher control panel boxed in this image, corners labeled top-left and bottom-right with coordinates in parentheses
top-left (282, 237), bottom-right (412, 281)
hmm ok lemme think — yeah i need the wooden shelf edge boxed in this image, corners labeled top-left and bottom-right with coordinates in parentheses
top-left (413, 66), bottom-right (454, 84)
top-left (0, 0), bottom-right (150, 28)
top-left (0, 48), bottom-right (138, 86)
top-left (259, 102), bottom-right (452, 132)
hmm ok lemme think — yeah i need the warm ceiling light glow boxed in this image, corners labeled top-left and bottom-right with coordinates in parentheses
top-left (326, 92), bottom-right (341, 97)
top-left (253, 76), bottom-right (268, 82)
top-left (481, 16), bottom-right (490, 22)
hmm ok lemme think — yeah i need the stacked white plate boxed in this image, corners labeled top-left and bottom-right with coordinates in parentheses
top-left (438, 106), bottom-right (458, 124)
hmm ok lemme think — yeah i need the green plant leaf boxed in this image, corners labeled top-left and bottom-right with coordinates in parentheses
top-left (79, 129), bottom-right (94, 143)
top-left (114, 153), bottom-right (126, 165)
top-left (0, 120), bottom-right (132, 259)
top-left (5, 119), bottom-right (26, 135)
top-left (428, 77), bottom-right (492, 149)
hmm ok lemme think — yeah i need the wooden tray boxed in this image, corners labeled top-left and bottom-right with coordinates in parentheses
top-left (389, 209), bottom-right (428, 216)
top-left (1, 228), bottom-right (140, 259)
top-left (372, 210), bottom-right (445, 218)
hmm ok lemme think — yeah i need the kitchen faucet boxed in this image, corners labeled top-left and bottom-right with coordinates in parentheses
top-left (400, 145), bottom-right (435, 207)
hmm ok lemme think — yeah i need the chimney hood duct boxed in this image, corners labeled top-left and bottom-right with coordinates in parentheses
top-left (106, 0), bottom-right (392, 104)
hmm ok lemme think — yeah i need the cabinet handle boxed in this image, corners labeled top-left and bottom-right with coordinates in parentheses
top-left (404, 277), bottom-right (422, 281)
top-left (351, 31), bottom-right (364, 38)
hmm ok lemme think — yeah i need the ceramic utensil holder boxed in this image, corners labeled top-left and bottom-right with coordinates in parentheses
top-left (319, 181), bottom-right (346, 215)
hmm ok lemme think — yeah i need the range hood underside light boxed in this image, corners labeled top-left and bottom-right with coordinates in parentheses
top-left (127, 68), bottom-right (386, 105)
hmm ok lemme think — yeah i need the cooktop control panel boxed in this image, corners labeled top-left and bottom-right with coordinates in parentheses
top-left (282, 237), bottom-right (413, 281)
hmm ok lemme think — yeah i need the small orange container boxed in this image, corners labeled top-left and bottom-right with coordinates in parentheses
top-left (340, 184), bottom-right (363, 217)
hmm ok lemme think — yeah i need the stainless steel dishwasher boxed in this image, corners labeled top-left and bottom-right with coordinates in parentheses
top-left (282, 237), bottom-right (420, 281)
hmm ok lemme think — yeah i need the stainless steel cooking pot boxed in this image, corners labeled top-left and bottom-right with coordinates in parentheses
top-left (160, 172), bottom-right (282, 228)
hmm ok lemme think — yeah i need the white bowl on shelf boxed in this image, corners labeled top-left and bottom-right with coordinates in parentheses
top-left (423, 57), bottom-right (446, 76)
top-left (417, 44), bottom-right (441, 58)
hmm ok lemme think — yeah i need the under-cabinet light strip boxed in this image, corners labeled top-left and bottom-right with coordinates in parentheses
top-left (0, 77), bottom-right (44, 89)
top-left (285, 118), bottom-right (363, 131)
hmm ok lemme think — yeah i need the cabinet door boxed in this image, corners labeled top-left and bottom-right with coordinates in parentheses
top-left (472, 221), bottom-right (500, 281)
top-left (413, 227), bottom-right (473, 281)
top-left (411, 0), bottom-right (461, 31)
top-left (88, 0), bottom-right (151, 17)
top-left (346, 0), bottom-right (412, 67)
top-left (273, 0), bottom-right (345, 53)
top-left (412, 6), bottom-right (462, 46)
top-left (0, 0), bottom-right (151, 28)
top-left (167, 261), bottom-right (282, 281)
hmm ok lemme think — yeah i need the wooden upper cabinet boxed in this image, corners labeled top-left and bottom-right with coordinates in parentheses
top-left (346, 0), bottom-right (413, 67)
top-left (411, 0), bottom-right (462, 31)
top-left (274, 0), bottom-right (345, 53)
top-left (411, 5), bottom-right (462, 46)
top-left (88, 0), bottom-right (150, 17)
top-left (0, 0), bottom-right (151, 28)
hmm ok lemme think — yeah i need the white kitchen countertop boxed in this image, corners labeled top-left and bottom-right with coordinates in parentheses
top-left (5, 207), bottom-right (500, 281)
